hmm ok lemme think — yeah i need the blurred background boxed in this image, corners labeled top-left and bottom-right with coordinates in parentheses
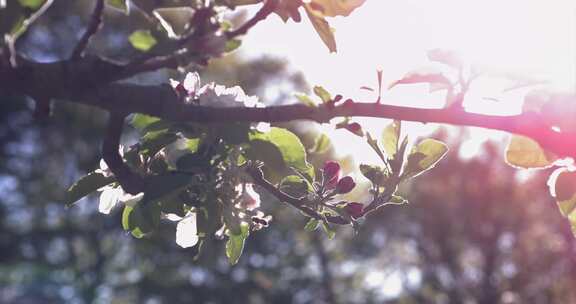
top-left (2, 1), bottom-right (576, 303)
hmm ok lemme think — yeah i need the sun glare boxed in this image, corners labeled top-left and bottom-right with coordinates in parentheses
top-left (242, 0), bottom-right (576, 163)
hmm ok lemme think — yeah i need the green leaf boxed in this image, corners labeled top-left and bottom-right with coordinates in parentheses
top-left (402, 139), bottom-right (448, 179)
top-left (18, 0), bottom-right (45, 10)
top-left (131, 114), bottom-right (161, 131)
top-left (142, 172), bottom-right (195, 203)
top-left (122, 202), bottom-right (162, 238)
top-left (505, 135), bottom-right (556, 169)
top-left (140, 130), bottom-right (178, 157)
top-left (226, 222), bottom-right (249, 265)
top-left (224, 39), bottom-right (242, 53)
top-left (310, 0), bottom-right (366, 17)
top-left (280, 175), bottom-right (311, 197)
top-left (304, 4), bottom-right (337, 53)
top-left (382, 120), bottom-right (401, 159)
top-left (106, 0), bottom-right (129, 14)
top-left (248, 127), bottom-right (310, 172)
top-left (310, 133), bottom-right (331, 154)
top-left (129, 30), bottom-right (157, 52)
top-left (63, 172), bottom-right (115, 207)
top-left (313, 86), bottom-right (332, 103)
top-left (304, 218), bottom-right (320, 231)
top-left (295, 93), bottom-right (316, 107)
top-left (552, 170), bottom-right (576, 217)
top-left (359, 164), bottom-right (387, 186)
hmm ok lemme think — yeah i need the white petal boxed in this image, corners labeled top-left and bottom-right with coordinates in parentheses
top-left (176, 212), bottom-right (199, 248)
top-left (255, 122), bottom-right (271, 133)
top-left (98, 187), bottom-right (122, 214)
top-left (183, 72), bottom-right (201, 94)
top-left (120, 192), bottom-right (144, 207)
top-left (163, 213), bottom-right (183, 221)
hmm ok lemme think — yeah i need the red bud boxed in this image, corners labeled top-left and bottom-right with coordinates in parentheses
top-left (323, 161), bottom-right (341, 189)
top-left (344, 202), bottom-right (364, 219)
top-left (345, 122), bottom-right (363, 136)
top-left (336, 176), bottom-right (356, 194)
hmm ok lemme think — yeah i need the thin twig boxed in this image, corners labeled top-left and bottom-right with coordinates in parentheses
top-left (247, 165), bottom-right (350, 225)
top-left (6, 0), bottom-right (54, 67)
top-left (226, 0), bottom-right (278, 39)
top-left (71, 0), bottom-right (105, 59)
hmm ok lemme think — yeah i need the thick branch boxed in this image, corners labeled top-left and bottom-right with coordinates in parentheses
top-left (102, 114), bottom-right (144, 194)
top-left (2, 62), bottom-right (576, 160)
top-left (71, 0), bottom-right (105, 59)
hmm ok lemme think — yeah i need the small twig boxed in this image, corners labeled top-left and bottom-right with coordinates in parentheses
top-left (226, 0), bottom-right (278, 39)
top-left (102, 114), bottom-right (144, 194)
top-left (6, 0), bottom-right (54, 67)
top-left (71, 0), bottom-right (105, 59)
top-left (247, 165), bottom-right (350, 225)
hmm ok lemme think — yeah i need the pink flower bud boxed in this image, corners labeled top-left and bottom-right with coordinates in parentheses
top-left (344, 122), bottom-right (363, 136)
top-left (323, 161), bottom-right (341, 189)
top-left (344, 202), bottom-right (364, 219)
top-left (336, 176), bottom-right (356, 194)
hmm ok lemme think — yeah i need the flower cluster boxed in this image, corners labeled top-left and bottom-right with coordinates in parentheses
top-left (321, 161), bottom-right (364, 219)
top-left (170, 72), bottom-right (270, 132)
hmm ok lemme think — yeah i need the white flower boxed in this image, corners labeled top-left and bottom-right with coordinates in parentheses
top-left (235, 183), bottom-right (261, 211)
top-left (98, 186), bottom-right (144, 214)
top-left (164, 211), bottom-right (199, 248)
top-left (171, 72), bottom-right (266, 109)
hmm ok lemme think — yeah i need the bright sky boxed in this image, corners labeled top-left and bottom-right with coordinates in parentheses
top-left (240, 0), bottom-right (576, 164)
top-left (240, 1), bottom-right (575, 297)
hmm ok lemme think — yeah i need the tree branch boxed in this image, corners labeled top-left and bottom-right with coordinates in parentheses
top-left (71, 0), bottom-right (105, 59)
top-left (247, 165), bottom-right (350, 225)
top-left (226, 0), bottom-right (278, 39)
top-left (102, 114), bottom-right (144, 194)
top-left (2, 61), bottom-right (575, 160)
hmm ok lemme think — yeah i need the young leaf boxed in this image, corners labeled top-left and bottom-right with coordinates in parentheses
top-left (129, 30), bottom-right (157, 52)
top-left (309, 0), bottom-right (366, 17)
top-left (226, 222), bottom-right (249, 265)
top-left (106, 0), bottom-right (129, 14)
top-left (18, 0), bottom-right (45, 10)
top-left (313, 85), bottom-right (332, 104)
top-left (304, 218), bottom-right (321, 231)
top-left (249, 127), bottom-right (310, 172)
top-left (63, 172), bottom-right (116, 207)
top-left (304, 4), bottom-right (337, 53)
top-left (280, 175), bottom-right (311, 197)
top-left (389, 69), bottom-right (451, 90)
top-left (310, 133), bottom-right (331, 154)
top-left (131, 114), bottom-right (161, 131)
top-left (122, 202), bottom-right (162, 238)
top-left (402, 139), bottom-right (448, 179)
top-left (382, 120), bottom-right (401, 159)
top-left (140, 130), bottom-right (178, 157)
top-left (505, 135), bottom-right (556, 169)
top-left (295, 93), bottom-right (317, 107)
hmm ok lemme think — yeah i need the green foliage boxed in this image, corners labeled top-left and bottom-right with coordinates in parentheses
top-left (401, 139), bottom-right (448, 180)
top-left (248, 127), bottom-right (311, 174)
top-left (505, 135), bottom-right (556, 169)
top-left (129, 30), bottom-right (158, 52)
top-left (18, 0), bottom-right (45, 10)
top-left (310, 133), bottom-right (331, 154)
top-left (382, 120), bottom-right (401, 159)
top-left (226, 222), bottom-right (250, 265)
top-left (122, 202), bottom-right (162, 238)
top-left (106, 0), bottom-right (129, 14)
top-left (63, 172), bottom-right (115, 207)
top-left (304, 5), bottom-right (337, 53)
top-left (313, 85), bottom-right (332, 104)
